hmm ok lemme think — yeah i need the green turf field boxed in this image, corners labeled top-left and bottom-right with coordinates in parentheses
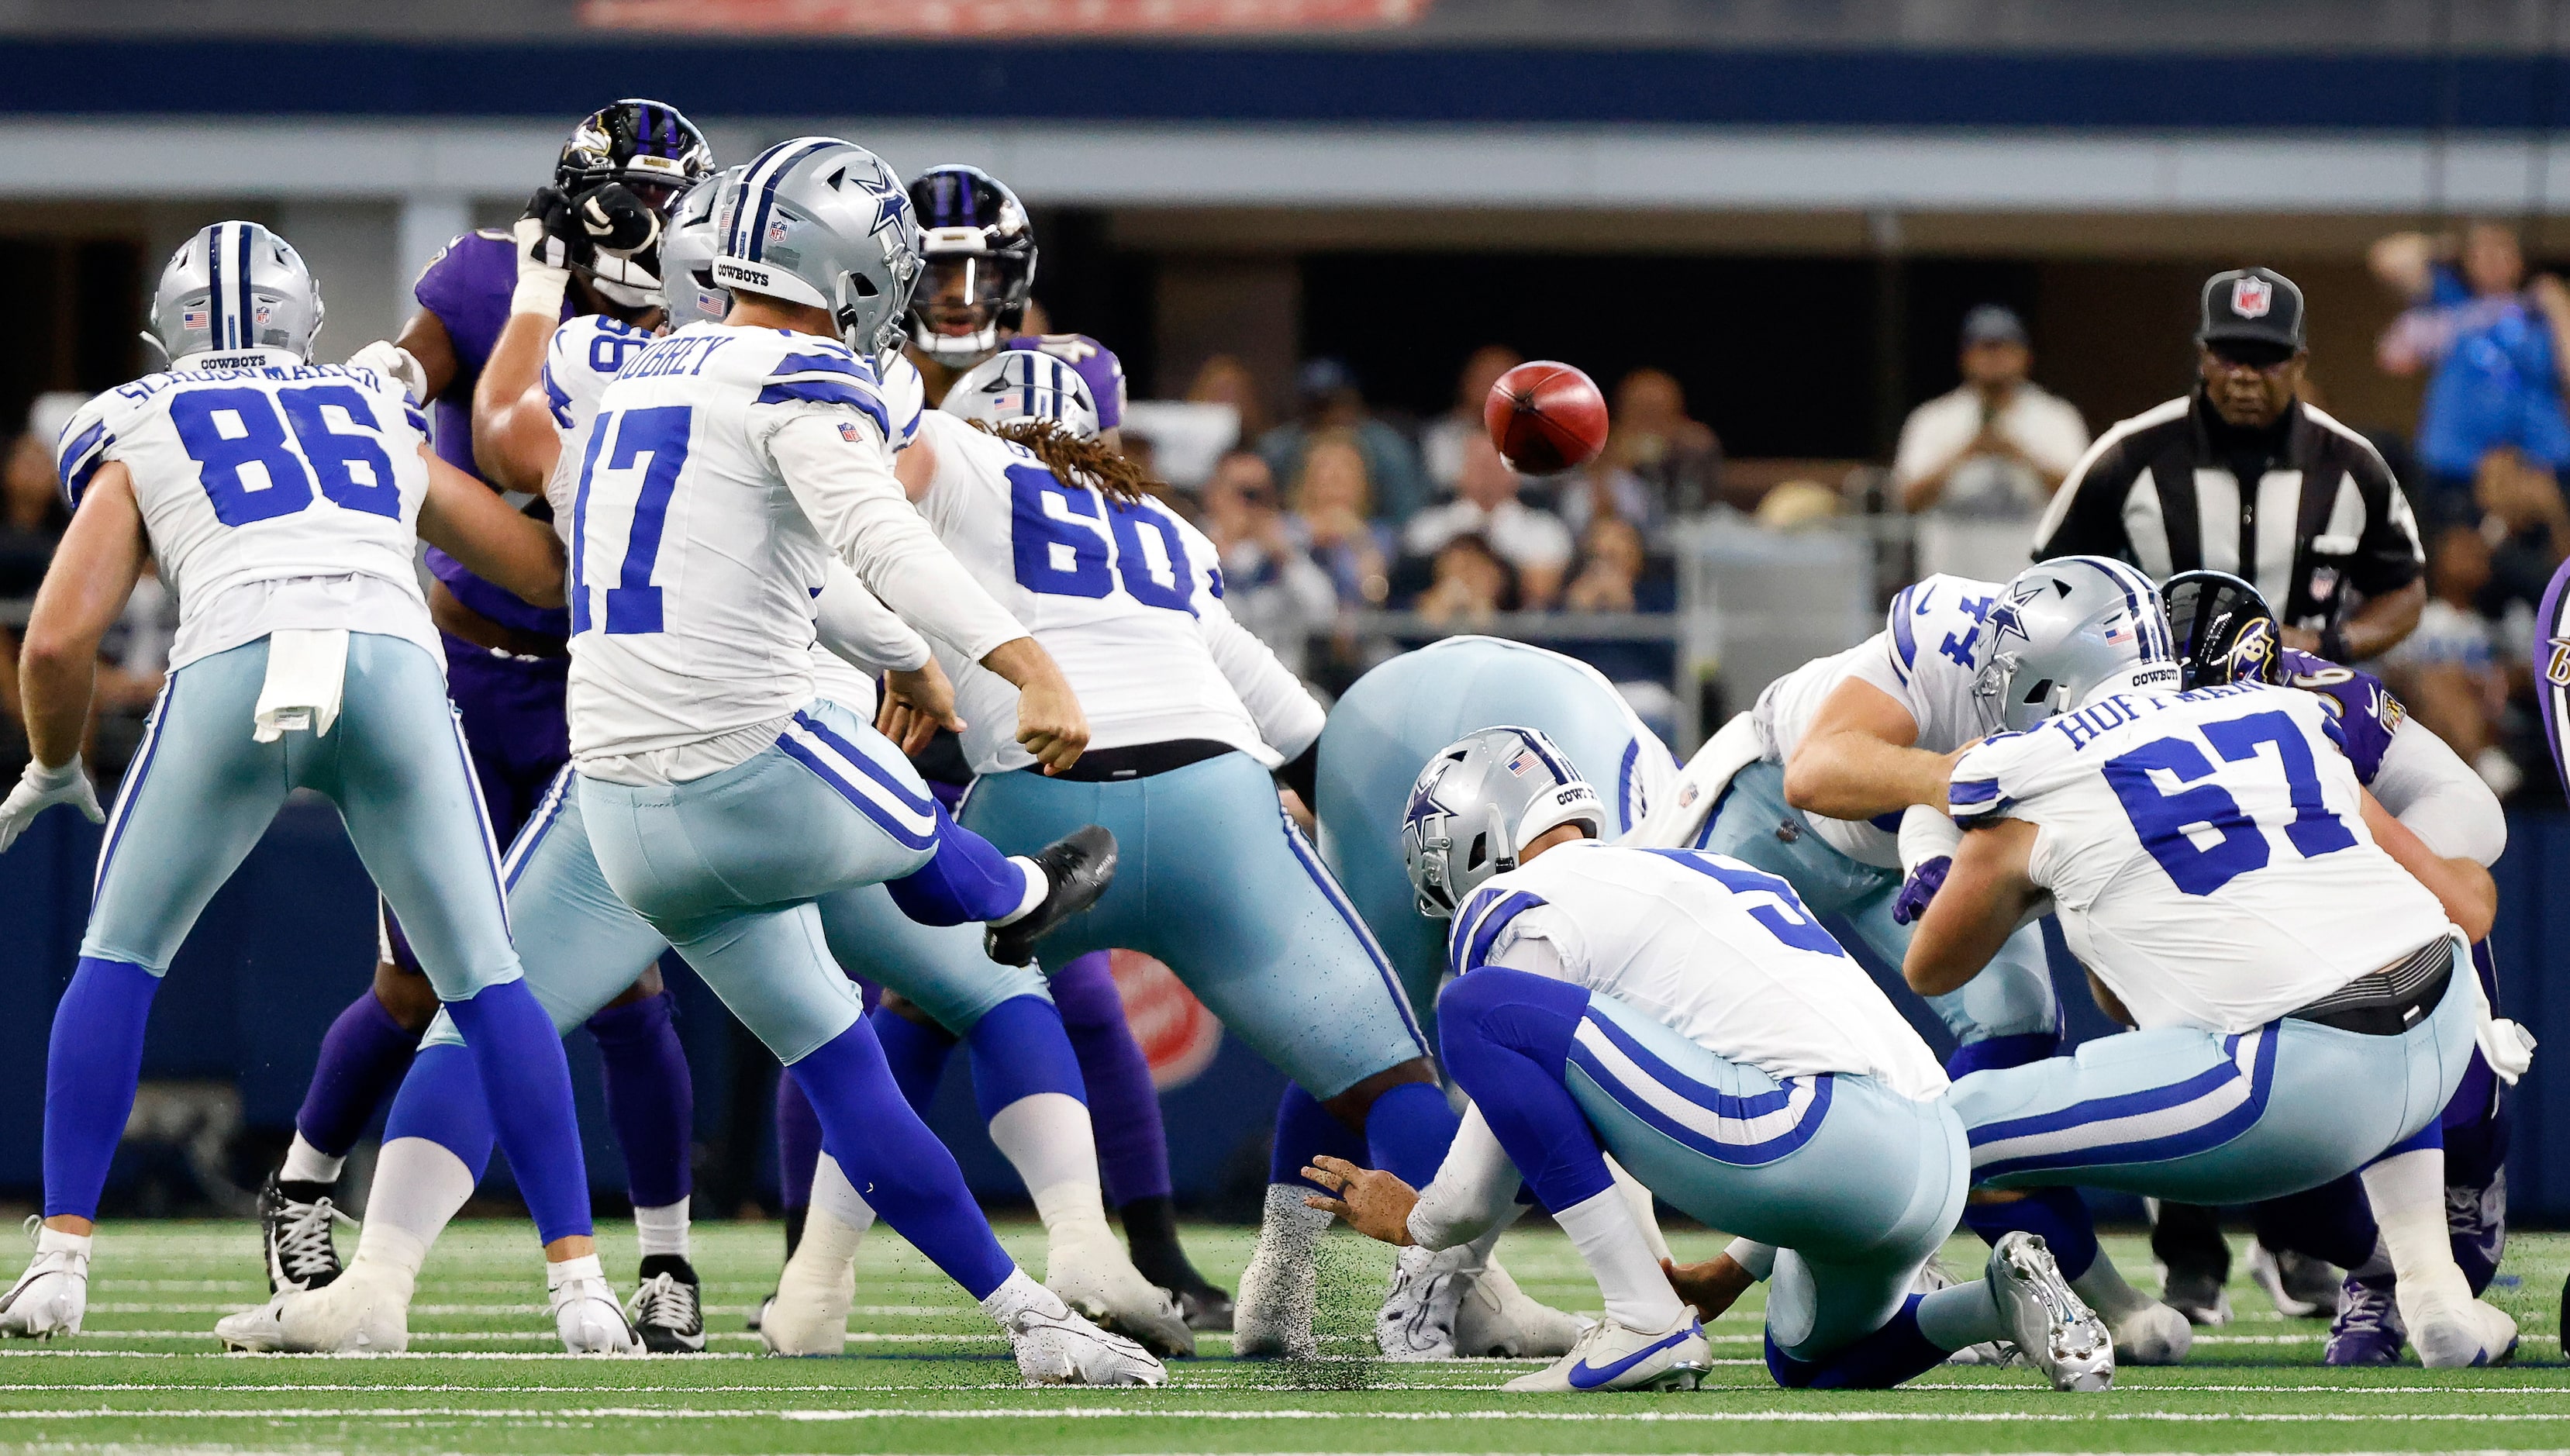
top-left (0, 1219), bottom-right (2561, 1454)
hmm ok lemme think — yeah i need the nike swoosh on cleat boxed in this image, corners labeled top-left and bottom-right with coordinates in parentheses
top-left (1567, 1324), bottom-right (1699, 1389)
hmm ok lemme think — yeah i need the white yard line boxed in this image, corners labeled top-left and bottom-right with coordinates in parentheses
top-left (2, 1406), bottom-right (2568, 1425)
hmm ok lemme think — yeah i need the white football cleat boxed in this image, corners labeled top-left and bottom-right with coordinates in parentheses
top-left (0, 1223), bottom-right (87, 1340)
top-left (1233, 1189), bottom-right (1324, 1358)
top-left (1047, 1227), bottom-right (1194, 1358)
top-left (212, 1296), bottom-right (290, 1353)
top-left (263, 1258), bottom-right (414, 1353)
top-left (1987, 1232), bottom-right (2113, 1392)
top-left (1453, 1258), bottom-right (1588, 1358)
top-left (1378, 1243), bottom-right (1471, 1359)
top-left (2404, 1282), bottom-right (2520, 1368)
top-left (1006, 1303), bottom-right (1168, 1386)
top-left (2108, 1296), bottom-right (2194, 1365)
top-left (758, 1246), bottom-right (856, 1356)
top-left (552, 1275), bottom-right (639, 1354)
top-left (1502, 1309), bottom-right (1709, 1392)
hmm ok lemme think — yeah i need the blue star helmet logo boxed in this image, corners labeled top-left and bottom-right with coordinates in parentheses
top-left (1987, 579), bottom-right (2044, 647)
top-left (863, 162), bottom-right (912, 236)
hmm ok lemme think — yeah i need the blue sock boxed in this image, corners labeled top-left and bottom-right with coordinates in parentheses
top-left (446, 978), bottom-right (592, 1246)
top-left (294, 991), bottom-right (423, 1158)
top-left (1363, 1080), bottom-right (1460, 1188)
top-left (788, 1017), bottom-right (1015, 1299)
top-left (382, 1042), bottom-right (495, 1181)
top-left (1765, 1293), bottom-right (1947, 1390)
top-left (885, 809), bottom-right (1029, 926)
top-left (43, 956), bottom-right (161, 1221)
top-left (1270, 1083), bottom-right (1368, 1192)
top-left (866, 1006), bottom-right (958, 1113)
top-left (1435, 967), bottom-right (1613, 1212)
top-left (964, 995), bottom-right (1086, 1122)
top-left (1944, 1030), bottom-right (2058, 1080)
top-left (1961, 1185), bottom-right (2099, 1281)
top-left (587, 989), bottom-right (693, 1211)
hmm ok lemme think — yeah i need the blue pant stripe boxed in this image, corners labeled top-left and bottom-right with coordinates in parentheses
top-left (1578, 1006), bottom-right (1801, 1120)
top-left (1616, 737), bottom-right (1640, 833)
top-left (777, 729), bottom-right (938, 851)
top-left (500, 764), bottom-right (576, 893)
top-left (1278, 797), bottom-right (1427, 1054)
top-left (92, 673), bottom-right (177, 906)
top-left (1567, 1012), bottom-right (1833, 1167)
top-left (1971, 1026), bottom-right (2279, 1181)
top-left (1967, 1047), bottom-right (2244, 1147)
top-left (792, 711), bottom-right (938, 817)
top-left (442, 701), bottom-right (512, 937)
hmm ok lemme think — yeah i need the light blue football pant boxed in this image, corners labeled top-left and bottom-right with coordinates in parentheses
top-left (961, 750), bottom-right (1425, 1100)
top-left (1570, 992), bottom-right (1969, 1361)
top-left (83, 633), bottom-right (519, 998)
top-left (1316, 637), bottom-right (1666, 1037)
top-left (1692, 761), bottom-right (2058, 1054)
top-left (1951, 938), bottom-right (2478, 1202)
top-left (574, 700), bottom-right (961, 1065)
top-left (416, 760), bottom-right (1046, 1057)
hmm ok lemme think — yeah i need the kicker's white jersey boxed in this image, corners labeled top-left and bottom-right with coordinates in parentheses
top-left (1752, 574), bottom-right (2006, 868)
top-left (564, 323), bottom-right (904, 769)
top-left (912, 409), bottom-right (1321, 775)
top-left (53, 352), bottom-right (436, 671)
top-left (1451, 841), bottom-right (1950, 1102)
top-left (1948, 681), bottom-right (2455, 1034)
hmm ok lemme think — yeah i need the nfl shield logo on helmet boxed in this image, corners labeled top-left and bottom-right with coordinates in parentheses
top-left (2232, 276), bottom-right (2273, 319)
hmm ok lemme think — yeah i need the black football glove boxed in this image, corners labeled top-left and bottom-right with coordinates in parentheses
top-left (519, 185), bottom-right (588, 272)
top-left (571, 182), bottom-right (661, 258)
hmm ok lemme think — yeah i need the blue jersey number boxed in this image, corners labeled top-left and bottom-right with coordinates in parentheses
top-left (1647, 850), bottom-right (1844, 957)
top-left (1007, 463), bottom-right (1194, 612)
top-left (571, 405), bottom-right (692, 636)
top-left (169, 385), bottom-right (402, 526)
top-left (2103, 708), bottom-right (2358, 897)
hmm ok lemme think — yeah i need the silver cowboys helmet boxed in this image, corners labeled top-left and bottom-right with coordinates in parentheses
top-left (150, 222), bottom-right (324, 367)
top-left (940, 347), bottom-right (1100, 441)
top-left (657, 167), bottom-right (739, 326)
top-left (712, 137), bottom-right (923, 364)
top-left (1402, 726), bottom-right (1605, 918)
top-left (1975, 555), bottom-right (2182, 731)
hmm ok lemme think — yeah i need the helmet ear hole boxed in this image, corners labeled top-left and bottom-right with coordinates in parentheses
top-left (1465, 833), bottom-right (1488, 871)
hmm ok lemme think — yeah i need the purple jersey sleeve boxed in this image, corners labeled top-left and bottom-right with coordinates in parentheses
top-left (1005, 333), bottom-right (1125, 430)
top-left (2279, 647), bottom-right (2403, 784)
top-left (412, 229), bottom-right (574, 637)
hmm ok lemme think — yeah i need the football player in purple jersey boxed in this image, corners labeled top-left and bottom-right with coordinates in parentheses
top-left (2165, 571), bottom-right (2530, 1366)
top-left (258, 100), bottom-right (716, 1348)
top-left (2530, 554), bottom-right (2570, 1347)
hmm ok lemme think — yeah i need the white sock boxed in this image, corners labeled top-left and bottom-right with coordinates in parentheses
top-left (2072, 1251), bottom-right (2156, 1321)
top-left (1917, 1279), bottom-right (2007, 1349)
top-left (545, 1253), bottom-right (604, 1291)
top-left (991, 857), bottom-right (1048, 925)
top-left (811, 1154), bottom-right (881, 1234)
top-left (988, 1094), bottom-right (1113, 1263)
top-left (633, 1200), bottom-right (690, 1261)
top-left (978, 1266), bottom-right (1065, 1326)
top-left (34, 1227), bottom-right (91, 1260)
top-left (357, 1137), bottom-right (476, 1252)
top-left (279, 1133), bottom-right (344, 1188)
top-left (1554, 1186), bottom-right (1686, 1331)
top-left (1606, 1156), bottom-right (1674, 1265)
top-left (2362, 1147), bottom-right (2472, 1304)
top-left (348, 1222), bottom-right (429, 1292)
top-left (1723, 1238), bottom-right (1777, 1280)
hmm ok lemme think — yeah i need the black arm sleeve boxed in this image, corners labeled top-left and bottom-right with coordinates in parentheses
top-left (2344, 454), bottom-right (2427, 597)
top-left (1275, 740), bottom-right (1319, 806)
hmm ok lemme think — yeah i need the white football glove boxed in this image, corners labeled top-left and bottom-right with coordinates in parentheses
top-left (345, 341), bottom-right (428, 405)
top-left (0, 756), bottom-right (104, 854)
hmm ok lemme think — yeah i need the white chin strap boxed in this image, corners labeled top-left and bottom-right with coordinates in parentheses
top-left (910, 320), bottom-right (1000, 364)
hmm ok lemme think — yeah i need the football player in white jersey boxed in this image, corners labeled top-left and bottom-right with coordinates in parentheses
top-left (545, 136), bottom-right (1160, 1385)
top-left (1901, 556), bottom-right (2517, 1368)
top-left (1637, 572), bottom-right (2188, 1364)
top-left (1302, 727), bottom-right (2113, 1393)
top-left (223, 175), bottom-right (1188, 1361)
top-left (899, 347), bottom-right (1468, 1360)
top-left (0, 223), bottom-right (611, 1342)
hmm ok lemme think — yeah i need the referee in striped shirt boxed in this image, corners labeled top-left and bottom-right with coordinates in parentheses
top-left (2032, 266), bottom-right (2426, 664)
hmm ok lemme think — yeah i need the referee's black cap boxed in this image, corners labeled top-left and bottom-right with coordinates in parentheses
top-left (2197, 267), bottom-right (2306, 351)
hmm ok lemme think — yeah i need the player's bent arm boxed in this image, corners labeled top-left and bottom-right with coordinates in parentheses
top-left (471, 312), bottom-right (563, 492)
top-left (19, 465), bottom-right (148, 767)
top-left (416, 447), bottom-right (567, 608)
top-left (2332, 579), bottom-right (2425, 663)
top-left (1782, 676), bottom-right (1948, 820)
top-left (393, 308), bottom-right (460, 405)
top-left (814, 561), bottom-right (931, 676)
top-left (1902, 817), bottom-right (2042, 997)
top-left (2361, 788), bottom-right (2496, 942)
top-left (2373, 717), bottom-right (2507, 867)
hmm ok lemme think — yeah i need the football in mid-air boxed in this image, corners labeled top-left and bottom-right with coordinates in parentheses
top-left (1484, 360), bottom-right (1609, 473)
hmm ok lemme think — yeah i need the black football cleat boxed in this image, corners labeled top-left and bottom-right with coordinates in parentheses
top-left (625, 1254), bottom-right (706, 1354)
top-left (985, 826), bottom-right (1116, 966)
top-left (259, 1175), bottom-right (353, 1295)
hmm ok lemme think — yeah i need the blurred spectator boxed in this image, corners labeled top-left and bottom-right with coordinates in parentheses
top-left (1562, 516), bottom-right (1652, 613)
top-left (1420, 345), bottom-right (1522, 495)
top-left (1199, 450), bottom-right (1337, 676)
top-left (1754, 479), bottom-right (1844, 532)
top-left (1404, 435), bottom-right (1574, 608)
top-left (1557, 454), bottom-right (1661, 545)
top-left (2474, 445), bottom-right (2570, 615)
top-left (2372, 223), bottom-right (2570, 523)
top-left (1602, 367), bottom-right (1724, 516)
top-left (0, 392), bottom-right (81, 599)
top-left (2384, 523), bottom-right (2520, 796)
top-left (1285, 429), bottom-right (1395, 608)
top-left (1185, 354), bottom-right (1270, 440)
top-left (1259, 358), bottom-right (1430, 526)
top-left (1414, 533), bottom-right (1512, 627)
top-left (1895, 304), bottom-right (2089, 581)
